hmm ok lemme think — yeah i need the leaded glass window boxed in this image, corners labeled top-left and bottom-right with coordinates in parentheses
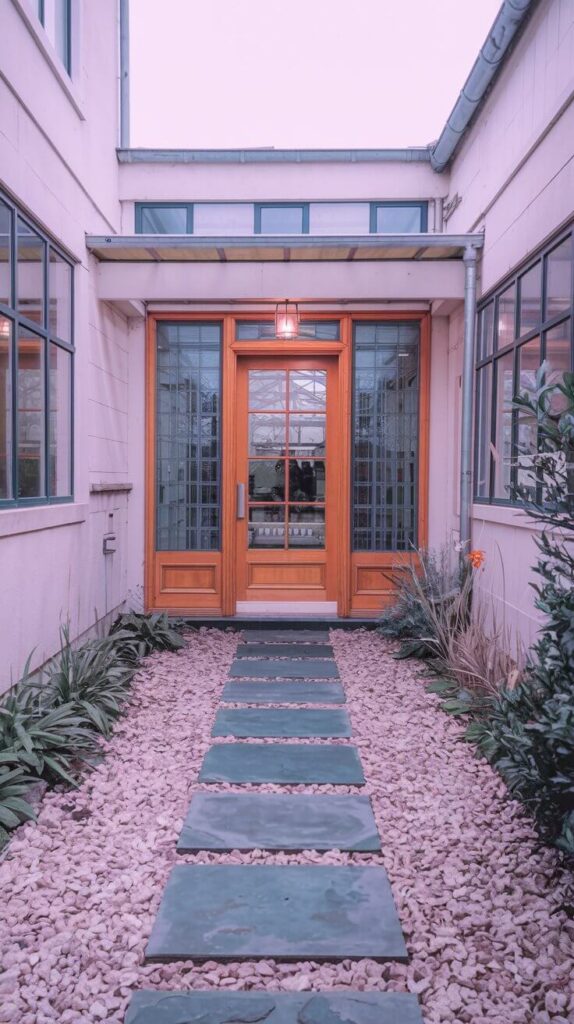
top-left (155, 322), bottom-right (222, 551)
top-left (352, 322), bottom-right (420, 551)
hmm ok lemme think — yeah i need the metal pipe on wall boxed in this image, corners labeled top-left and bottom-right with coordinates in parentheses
top-left (119, 0), bottom-right (130, 149)
top-left (459, 246), bottom-right (478, 552)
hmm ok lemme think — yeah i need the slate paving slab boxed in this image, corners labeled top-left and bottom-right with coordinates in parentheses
top-left (236, 642), bottom-right (334, 659)
top-left (241, 629), bottom-right (330, 643)
top-left (177, 793), bottom-right (380, 852)
top-left (126, 990), bottom-right (424, 1024)
top-left (229, 659), bottom-right (339, 679)
top-left (221, 681), bottom-right (346, 704)
top-left (145, 864), bottom-right (408, 962)
top-left (212, 707), bottom-right (351, 738)
top-left (199, 743), bottom-right (365, 784)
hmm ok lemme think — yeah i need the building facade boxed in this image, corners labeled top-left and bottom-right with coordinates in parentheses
top-left (1, 0), bottom-right (573, 690)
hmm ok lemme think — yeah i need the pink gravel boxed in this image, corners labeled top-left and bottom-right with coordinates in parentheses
top-left (0, 627), bottom-right (573, 1024)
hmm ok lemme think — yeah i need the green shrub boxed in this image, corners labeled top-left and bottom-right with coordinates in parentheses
top-left (474, 369), bottom-right (574, 860)
top-left (109, 611), bottom-right (185, 659)
top-left (0, 760), bottom-right (36, 832)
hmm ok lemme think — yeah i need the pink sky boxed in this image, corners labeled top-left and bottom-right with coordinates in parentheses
top-left (130, 0), bottom-right (502, 149)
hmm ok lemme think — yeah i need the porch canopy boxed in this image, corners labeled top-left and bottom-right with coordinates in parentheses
top-left (86, 233), bottom-right (484, 306)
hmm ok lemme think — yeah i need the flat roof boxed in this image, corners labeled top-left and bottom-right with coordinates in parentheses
top-left (117, 148), bottom-right (432, 165)
top-left (86, 233), bottom-right (483, 263)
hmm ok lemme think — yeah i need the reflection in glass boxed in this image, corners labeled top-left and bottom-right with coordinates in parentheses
top-left (249, 414), bottom-right (286, 455)
top-left (545, 321), bottom-right (571, 414)
top-left (545, 236), bottom-right (573, 319)
top-left (289, 370), bottom-right (326, 410)
top-left (288, 506), bottom-right (325, 548)
top-left (519, 263), bottom-right (541, 336)
top-left (237, 321), bottom-right (340, 341)
top-left (248, 506), bottom-right (285, 548)
top-left (48, 343), bottom-right (72, 497)
top-left (497, 284), bottom-right (516, 349)
top-left (475, 365), bottom-right (492, 499)
top-left (17, 327), bottom-right (45, 498)
top-left (17, 218), bottom-right (45, 326)
top-left (493, 351), bottom-right (514, 499)
top-left (0, 200), bottom-right (11, 308)
top-left (155, 322), bottom-right (221, 551)
top-left (141, 206), bottom-right (188, 234)
top-left (516, 337), bottom-right (540, 496)
top-left (0, 316), bottom-right (12, 499)
top-left (248, 370), bottom-right (286, 410)
top-left (259, 206), bottom-right (304, 234)
top-left (375, 206), bottom-right (422, 233)
top-left (288, 414), bottom-right (326, 456)
top-left (288, 459), bottom-right (325, 501)
top-left (48, 250), bottom-right (72, 343)
top-left (248, 460), bottom-right (285, 502)
top-left (478, 302), bottom-right (494, 360)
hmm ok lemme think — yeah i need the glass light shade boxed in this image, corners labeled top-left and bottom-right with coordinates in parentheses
top-left (275, 301), bottom-right (299, 339)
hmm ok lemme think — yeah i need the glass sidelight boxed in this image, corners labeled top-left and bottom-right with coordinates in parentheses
top-left (247, 369), bottom-right (326, 548)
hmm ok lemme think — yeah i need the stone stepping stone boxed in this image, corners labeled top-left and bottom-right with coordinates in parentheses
top-left (126, 990), bottom-right (423, 1024)
top-left (177, 793), bottom-right (381, 852)
top-left (199, 743), bottom-right (365, 785)
top-left (212, 707), bottom-right (351, 738)
top-left (221, 681), bottom-right (346, 704)
top-left (242, 629), bottom-right (330, 643)
top-left (237, 642), bottom-right (334, 659)
top-left (229, 659), bottom-right (339, 679)
top-left (145, 864), bottom-right (408, 962)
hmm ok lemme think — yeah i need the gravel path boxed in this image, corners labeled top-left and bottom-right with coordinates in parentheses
top-left (0, 627), bottom-right (573, 1023)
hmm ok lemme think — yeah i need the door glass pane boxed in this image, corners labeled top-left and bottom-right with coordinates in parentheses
top-left (248, 506), bottom-right (285, 548)
top-left (289, 459), bottom-right (325, 501)
top-left (493, 351), bottom-right (514, 499)
top-left (248, 459), bottom-right (285, 501)
top-left (497, 284), bottom-right (516, 349)
top-left (249, 414), bottom-right (286, 455)
top-left (475, 364), bottom-right (492, 499)
top-left (516, 337), bottom-right (540, 497)
top-left (49, 249), bottom-right (72, 343)
top-left (289, 414), bottom-right (326, 456)
top-left (17, 326), bottom-right (45, 498)
top-left (17, 218), bottom-right (45, 327)
top-left (48, 343), bottom-right (72, 497)
top-left (249, 370), bottom-right (286, 410)
top-left (0, 316), bottom-right (12, 499)
top-left (155, 322), bottom-right (221, 551)
top-left (352, 322), bottom-right (419, 551)
top-left (289, 370), bottom-right (326, 410)
top-left (519, 263), bottom-right (541, 336)
top-left (0, 200), bottom-right (11, 307)
top-left (140, 206), bottom-right (188, 234)
top-left (545, 236), bottom-right (573, 319)
top-left (288, 506), bottom-right (325, 548)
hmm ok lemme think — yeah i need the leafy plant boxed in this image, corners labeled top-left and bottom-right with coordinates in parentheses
top-left (474, 369), bottom-right (574, 860)
top-left (378, 548), bottom-right (461, 651)
top-left (109, 611), bottom-right (185, 659)
top-left (0, 760), bottom-right (36, 832)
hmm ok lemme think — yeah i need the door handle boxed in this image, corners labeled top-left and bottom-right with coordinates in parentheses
top-left (236, 482), bottom-right (246, 519)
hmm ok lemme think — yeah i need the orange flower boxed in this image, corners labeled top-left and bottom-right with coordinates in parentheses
top-left (468, 549), bottom-right (485, 569)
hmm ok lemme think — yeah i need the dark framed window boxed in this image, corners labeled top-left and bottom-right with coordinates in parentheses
top-left (155, 322), bottom-right (222, 551)
top-left (37, 0), bottom-right (72, 74)
top-left (370, 202), bottom-right (428, 233)
top-left (474, 224), bottom-right (574, 504)
top-left (236, 320), bottom-right (340, 341)
top-left (0, 190), bottom-right (74, 506)
top-left (135, 204), bottom-right (193, 234)
top-left (255, 204), bottom-right (310, 234)
top-left (352, 321), bottom-right (420, 551)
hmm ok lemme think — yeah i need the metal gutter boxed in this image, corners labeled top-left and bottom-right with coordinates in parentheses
top-left (87, 232), bottom-right (484, 251)
top-left (459, 248), bottom-right (478, 553)
top-left (119, 0), bottom-right (130, 148)
top-left (430, 0), bottom-right (537, 172)
top-left (117, 147), bottom-right (432, 165)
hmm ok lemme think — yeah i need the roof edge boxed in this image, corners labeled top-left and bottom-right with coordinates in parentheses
top-left (117, 147), bottom-right (433, 165)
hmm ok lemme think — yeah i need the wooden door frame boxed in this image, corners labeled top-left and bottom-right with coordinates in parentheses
top-left (145, 310), bottom-right (429, 617)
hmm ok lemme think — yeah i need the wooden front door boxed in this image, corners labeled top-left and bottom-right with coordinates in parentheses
top-left (235, 356), bottom-right (339, 610)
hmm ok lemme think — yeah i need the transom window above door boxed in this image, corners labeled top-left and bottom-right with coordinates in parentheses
top-left (247, 369), bottom-right (327, 549)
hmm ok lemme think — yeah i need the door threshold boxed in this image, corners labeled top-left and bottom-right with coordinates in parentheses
top-left (235, 601), bottom-right (338, 616)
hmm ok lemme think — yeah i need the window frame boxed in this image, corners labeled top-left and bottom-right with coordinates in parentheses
top-left (369, 201), bottom-right (428, 234)
top-left (474, 222), bottom-right (574, 506)
top-left (37, 0), bottom-right (72, 75)
top-left (254, 203), bottom-right (310, 235)
top-left (0, 189), bottom-right (74, 509)
top-left (135, 203), bottom-right (194, 234)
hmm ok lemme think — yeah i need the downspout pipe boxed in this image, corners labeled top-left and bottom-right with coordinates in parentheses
top-left (430, 0), bottom-right (536, 172)
top-left (459, 246), bottom-right (479, 554)
top-left (119, 0), bottom-right (130, 148)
